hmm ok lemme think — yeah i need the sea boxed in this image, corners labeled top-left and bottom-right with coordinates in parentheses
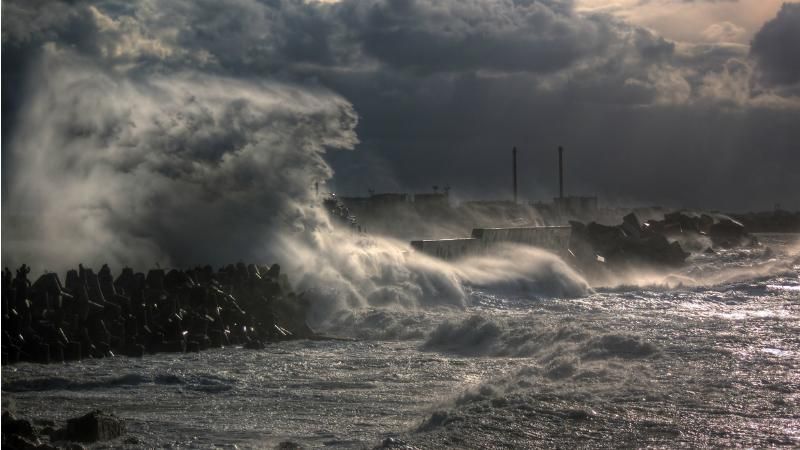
top-left (2, 233), bottom-right (799, 448)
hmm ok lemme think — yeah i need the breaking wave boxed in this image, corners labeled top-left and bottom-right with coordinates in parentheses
top-left (2, 48), bottom-right (590, 320)
top-left (421, 315), bottom-right (660, 360)
top-left (286, 233), bottom-right (591, 324)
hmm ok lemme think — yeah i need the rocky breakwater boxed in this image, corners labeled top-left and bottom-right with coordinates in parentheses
top-left (1, 262), bottom-right (315, 365)
top-left (648, 210), bottom-right (757, 250)
top-left (568, 211), bottom-right (757, 276)
top-left (3, 409), bottom-right (129, 449)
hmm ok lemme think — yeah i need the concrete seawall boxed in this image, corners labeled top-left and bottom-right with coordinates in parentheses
top-left (411, 226), bottom-right (571, 260)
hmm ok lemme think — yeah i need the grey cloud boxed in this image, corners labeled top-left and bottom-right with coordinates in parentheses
top-left (337, 0), bottom-right (615, 74)
top-left (751, 3), bottom-right (800, 86)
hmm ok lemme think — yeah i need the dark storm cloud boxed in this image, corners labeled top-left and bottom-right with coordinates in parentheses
top-left (751, 3), bottom-right (800, 87)
top-left (3, 0), bottom-right (800, 234)
top-left (336, 0), bottom-right (615, 74)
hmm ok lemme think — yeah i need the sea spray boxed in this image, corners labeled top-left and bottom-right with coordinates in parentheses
top-left (2, 47), bottom-right (358, 271)
top-left (591, 243), bottom-right (800, 290)
top-left (280, 230), bottom-right (592, 326)
top-left (3, 47), bottom-right (592, 322)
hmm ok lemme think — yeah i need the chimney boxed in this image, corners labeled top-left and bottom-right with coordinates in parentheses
top-left (558, 146), bottom-right (564, 199)
top-left (512, 147), bottom-right (518, 204)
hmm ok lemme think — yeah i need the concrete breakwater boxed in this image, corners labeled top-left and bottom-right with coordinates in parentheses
top-left (1, 262), bottom-right (314, 365)
top-left (410, 226), bottom-right (571, 260)
top-left (410, 212), bottom-right (754, 273)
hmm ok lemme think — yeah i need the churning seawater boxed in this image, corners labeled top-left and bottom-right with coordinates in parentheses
top-left (3, 234), bottom-right (799, 448)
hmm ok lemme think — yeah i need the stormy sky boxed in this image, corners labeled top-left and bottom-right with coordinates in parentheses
top-left (3, 0), bottom-right (800, 220)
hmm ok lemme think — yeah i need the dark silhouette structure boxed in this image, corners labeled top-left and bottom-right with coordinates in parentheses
top-left (558, 146), bottom-right (564, 199)
top-left (512, 147), bottom-right (518, 204)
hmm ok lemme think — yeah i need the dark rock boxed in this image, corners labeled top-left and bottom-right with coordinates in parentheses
top-left (3, 433), bottom-right (42, 450)
top-left (244, 340), bottom-right (264, 350)
top-left (124, 344), bottom-right (145, 358)
top-left (208, 330), bottom-right (225, 348)
top-left (704, 247), bottom-right (716, 254)
top-left (699, 214), bottom-right (714, 233)
top-left (95, 341), bottom-right (111, 357)
top-left (158, 340), bottom-right (185, 353)
top-left (570, 217), bottom-right (689, 270)
top-left (63, 444), bottom-right (87, 450)
top-left (145, 269), bottom-right (165, 292)
top-left (266, 264), bottom-right (281, 279)
top-left (34, 343), bottom-right (50, 364)
top-left (3, 411), bottom-right (36, 438)
top-left (731, 210), bottom-right (800, 233)
top-left (621, 213), bottom-right (642, 239)
top-left (31, 273), bottom-right (65, 298)
top-left (374, 437), bottom-right (417, 449)
top-left (276, 441), bottom-right (304, 450)
top-left (64, 410), bottom-right (125, 442)
top-left (664, 211), bottom-right (700, 233)
top-left (709, 218), bottom-right (748, 248)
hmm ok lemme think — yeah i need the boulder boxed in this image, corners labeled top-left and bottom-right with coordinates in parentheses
top-left (266, 264), bottom-right (281, 279)
top-left (157, 340), bottom-right (185, 353)
top-left (569, 216), bottom-right (689, 270)
top-left (3, 433), bottom-right (42, 450)
top-left (374, 437), bottom-right (416, 449)
top-left (64, 410), bottom-right (125, 442)
top-left (620, 213), bottom-right (642, 239)
top-left (709, 218), bottom-right (748, 248)
top-left (3, 411), bottom-right (36, 438)
top-left (244, 340), bottom-right (264, 350)
top-left (124, 343), bottom-right (145, 358)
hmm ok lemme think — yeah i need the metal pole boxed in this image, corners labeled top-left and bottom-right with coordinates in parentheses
top-left (558, 146), bottom-right (564, 199)
top-left (512, 147), bottom-right (518, 204)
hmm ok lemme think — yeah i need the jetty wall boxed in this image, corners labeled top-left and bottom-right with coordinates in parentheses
top-left (411, 226), bottom-right (571, 260)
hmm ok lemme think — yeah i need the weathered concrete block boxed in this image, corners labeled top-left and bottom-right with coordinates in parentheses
top-left (124, 344), bottom-right (145, 358)
top-left (2, 411), bottom-right (36, 438)
top-left (65, 410), bottom-right (125, 442)
top-left (244, 340), bottom-right (264, 350)
top-left (158, 340), bottom-right (185, 353)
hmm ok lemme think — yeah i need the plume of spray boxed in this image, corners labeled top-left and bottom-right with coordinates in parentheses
top-left (279, 232), bottom-right (591, 327)
top-left (3, 46), bottom-right (358, 271)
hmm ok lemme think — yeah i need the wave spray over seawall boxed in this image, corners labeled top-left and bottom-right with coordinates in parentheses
top-left (2, 47), bottom-right (590, 319)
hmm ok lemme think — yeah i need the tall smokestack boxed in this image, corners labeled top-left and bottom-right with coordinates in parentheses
top-left (512, 147), bottom-right (518, 203)
top-left (558, 146), bottom-right (564, 199)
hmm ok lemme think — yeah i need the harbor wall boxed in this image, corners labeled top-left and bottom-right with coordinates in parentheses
top-left (411, 226), bottom-right (571, 260)
top-left (471, 226), bottom-right (571, 253)
top-left (410, 238), bottom-right (484, 260)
